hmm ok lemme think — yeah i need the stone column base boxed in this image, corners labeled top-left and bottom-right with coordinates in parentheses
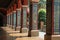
top-left (6, 24), bottom-right (8, 27)
top-left (16, 26), bottom-right (21, 31)
top-left (31, 30), bottom-right (39, 37)
top-left (8, 25), bottom-right (10, 27)
top-left (22, 28), bottom-right (28, 33)
top-left (44, 34), bottom-right (51, 40)
top-left (9, 25), bottom-right (12, 28)
top-left (7, 25), bottom-right (10, 27)
top-left (44, 34), bottom-right (60, 40)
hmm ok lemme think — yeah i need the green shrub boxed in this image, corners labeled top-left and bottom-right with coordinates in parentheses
top-left (38, 9), bottom-right (46, 29)
top-left (38, 9), bottom-right (46, 22)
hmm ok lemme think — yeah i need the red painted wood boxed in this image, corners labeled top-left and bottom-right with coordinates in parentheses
top-left (7, 10), bottom-right (8, 15)
top-left (10, 8), bottom-right (11, 14)
top-left (20, 8), bottom-right (23, 33)
top-left (11, 7), bottom-right (13, 12)
top-left (12, 6), bottom-right (14, 29)
top-left (9, 8), bottom-right (10, 14)
top-left (8, 7), bottom-right (11, 27)
top-left (17, 0), bottom-right (22, 8)
top-left (23, 0), bottom-right (28, 5)
top-left (8, 9), bottom-right (9, 14)
top-left (0, 8), bottom-right (7, 14)
top-left (13, 4), bottom-right (16, 11)
top-left (10, 8), bottom-right (11, 13)
top-left (52, 0), bottom-right (54, 34)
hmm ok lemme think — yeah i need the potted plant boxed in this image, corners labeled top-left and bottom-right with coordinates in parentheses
top-left (38, 9), bottom-right (46, 31)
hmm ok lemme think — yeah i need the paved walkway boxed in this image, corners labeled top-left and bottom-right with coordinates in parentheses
top-left (0, 27), bottom-right (7, 40)
top-left (0, 27), bottom-right (46, 40)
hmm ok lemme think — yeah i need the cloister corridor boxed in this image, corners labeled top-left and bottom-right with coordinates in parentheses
top-left (0, 0), bottom-right (60, 40)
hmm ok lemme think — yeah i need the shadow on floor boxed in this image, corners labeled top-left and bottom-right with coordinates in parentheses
top-left (0, 27), bottom-right (7, 40)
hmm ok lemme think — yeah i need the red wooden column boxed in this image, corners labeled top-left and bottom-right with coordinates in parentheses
top-left (9, 8), bottom-right (11, 27)
top-left (28, 0), bottom-right (39, 37)
top-left (8, 9), bottom-right (9, 27)
top-left (52, 0), bottom-right (54, 34)
top-left (19, 0), bottom-right (23, 33)
top-left (13, 3), bottom-right (17, 31)
top-left (12, 6), bottom-right (14, 29)
top-left (10, 7), bottom-right (11, 27)
top-left (7, 10), bottom-right (8, 27)
top-left (16, 0), bottom-right (22, 32)
top-left (17, 0), bottom-right (23, 33)
top-left (28, 0), bottom-right (32, 37)
top-left (22, 5), bottom-right (28, 28)
top-left (8, 9), bottom-right (10, 27)
top-left (22, 0), bottom-right (28, 32)
top-left (22, 5), bottom-right (28, 33)
top-left (26, 8), bottom-right (30, 28)
top-left (11, 6), bottom-right (12, 28)
top-left (44, 0), bottom-right (54, 40)
top-left (8, 8), bottom-right (10, 27)
top-left (10, 7), bottom-right (13, 28)
top-left (7, 10), bottom-right (10, 27)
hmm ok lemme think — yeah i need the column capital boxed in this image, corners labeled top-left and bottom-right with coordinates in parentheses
top-left (22, 5), bottom-right (28, 8)
top-left (31, 0), bottom-right (39, 3)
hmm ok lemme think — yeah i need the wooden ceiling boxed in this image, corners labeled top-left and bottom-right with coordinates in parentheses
top-left (0, 0), bottom-right (28, 14)
top-left (0, 0), bottom-right (13, 15)
top-left (0, 0), bottom-right (12, 9)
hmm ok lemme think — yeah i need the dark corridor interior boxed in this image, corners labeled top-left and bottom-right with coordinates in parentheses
top-left (0, 12), bottom-right (6, 27)
top-left (0, 15), bottom-right (3, 26)
top-left (0, 0), bottom-right (13, 27)
top-left (0, 0), bottom-right (16, 40)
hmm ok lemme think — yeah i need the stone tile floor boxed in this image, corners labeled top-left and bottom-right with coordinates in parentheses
top-left (0, 27), bottom-right (7, 40)
top-left (0, 27), bottom-right (46, 40)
